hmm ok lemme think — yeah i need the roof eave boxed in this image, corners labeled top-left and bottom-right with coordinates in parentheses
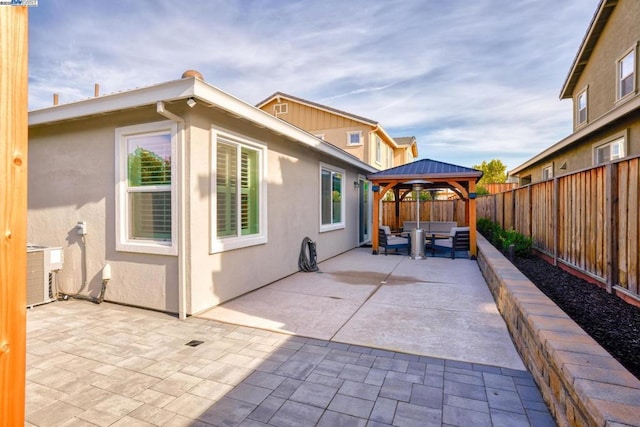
top-left (29, 79), bottom-right (377, 174)
top-left (559, 0), bottom-right (617, 99)
top-left (257, 92), bottom-right (378, 127)
top-left (29, 78), bottom-right (196, 126)
top-left (510, 94), bottom-right (640, 176)
top-left (367, 172), bottom-right (482, 181)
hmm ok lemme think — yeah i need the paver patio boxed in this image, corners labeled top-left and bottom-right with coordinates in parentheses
top-left (25, 249), bottom-right (555, 426)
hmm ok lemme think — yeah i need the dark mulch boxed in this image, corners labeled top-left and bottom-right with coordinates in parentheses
top-left (512, 255), bottom-right (640, 380)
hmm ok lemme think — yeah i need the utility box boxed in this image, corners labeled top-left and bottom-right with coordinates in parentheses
top-left (26, 245), bottom-right (63, 307)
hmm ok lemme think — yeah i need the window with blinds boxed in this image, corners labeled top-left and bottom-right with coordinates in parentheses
top-left (116, 121), bottom-right (176, 255)
top-left (214, 134), bottom-right (262, 248)
top-left (127, 133), bottom-right (172, 240)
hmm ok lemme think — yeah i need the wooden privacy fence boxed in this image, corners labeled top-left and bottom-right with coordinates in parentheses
top-left (477, 155), bottom-right (640, 301)
top-left (382, 200), bottom-right (467, 229)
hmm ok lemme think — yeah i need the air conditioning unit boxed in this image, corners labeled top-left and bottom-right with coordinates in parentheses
top-left (26, 245), bottom-right (63, 307)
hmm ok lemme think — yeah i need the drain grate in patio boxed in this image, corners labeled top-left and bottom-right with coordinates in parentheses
top-left (185, 340), bottom-right (204, 347)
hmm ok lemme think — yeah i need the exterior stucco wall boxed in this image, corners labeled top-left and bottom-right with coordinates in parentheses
top-left (572, 1), bottom-right (640, 126)
top-left (186, 109), bottom-right (366, 313)
top-left (516, 109), bottom-right (640, 183)
top-left (29, 103), bottom-right (369, 315)
top-left (515, 0), bottom-right (640, 185)
top-left (28, 108), bottom-right (180, 313)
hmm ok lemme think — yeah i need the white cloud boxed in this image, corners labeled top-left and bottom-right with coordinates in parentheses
top-left (28, 0), bottom-right (600, 170)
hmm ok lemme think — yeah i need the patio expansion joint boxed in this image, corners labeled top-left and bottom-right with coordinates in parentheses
top-left (328, 260), bottom-right (401, 343)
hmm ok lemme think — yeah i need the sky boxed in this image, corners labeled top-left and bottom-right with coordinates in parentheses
top-left (28, 0), bottom-right (601, 172)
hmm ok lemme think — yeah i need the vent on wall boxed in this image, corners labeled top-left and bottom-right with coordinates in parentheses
top-left (26, 245), bottom-right (63, 307)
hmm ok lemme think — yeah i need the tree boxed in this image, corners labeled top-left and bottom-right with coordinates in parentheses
top-left (472, 159), bottom-right (507, 184)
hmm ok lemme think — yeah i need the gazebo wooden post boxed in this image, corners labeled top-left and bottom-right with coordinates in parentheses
top-left (372, 185), bottom-right (381, 254)
top-left (1, 5), bottom-right (29, 426)
top-left (394, 187), bottom-right (401, 230)
top-left (469, 179), bottom-right (478, 259)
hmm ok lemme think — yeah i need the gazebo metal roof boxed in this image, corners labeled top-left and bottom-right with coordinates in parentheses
top-left (367, 159), bottom-right (483, 258)
top-left (368, 158), bottom-right (482, 181)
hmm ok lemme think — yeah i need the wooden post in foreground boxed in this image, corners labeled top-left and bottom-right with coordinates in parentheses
top-left (0, 5), bottom-right (29, 426)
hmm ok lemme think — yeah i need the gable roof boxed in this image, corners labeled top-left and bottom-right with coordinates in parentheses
top-left (256, 92), bottom-right (377, 126)
top-left (393, 136), bottom-right (416, 146)
top-left (368, 158), bottom-right (482, 181)
top-left (560, 0), bottom-right (617, 99)
top-left (393, 136), bottom-right (419, 157)
top-left (29, 76), bottom-right (377, 174)
top-left (256, 91), bottom-right (400, 149)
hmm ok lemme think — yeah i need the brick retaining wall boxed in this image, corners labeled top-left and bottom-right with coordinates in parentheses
top-left (476, 234), bottom-right (640, 427)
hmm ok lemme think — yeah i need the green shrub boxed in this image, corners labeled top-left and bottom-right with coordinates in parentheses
top-left (497, 228), bottom-right (532, 257)
top-left (476, 218), bottom-right (532, 258)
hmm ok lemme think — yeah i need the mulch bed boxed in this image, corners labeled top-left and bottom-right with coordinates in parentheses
top-left (511, 255), bottom-right (640, 380)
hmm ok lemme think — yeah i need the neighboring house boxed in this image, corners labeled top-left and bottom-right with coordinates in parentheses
top-left (256, 92), bottom-right (418, 170)
top-left (393, 136), bottom-right (419, 165)
top-left (510, 0), bottom-right (640, 184)
top-left (28, 70), bottom-right (376, 318)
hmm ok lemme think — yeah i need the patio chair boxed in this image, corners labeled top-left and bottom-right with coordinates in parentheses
top-left (433, 227), bottom-right (470, 259)
top-left (379, 227), bottom-right (409, 255)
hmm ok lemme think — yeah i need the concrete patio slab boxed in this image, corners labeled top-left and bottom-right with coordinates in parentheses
top-left (198, 248), bottom-right (526, 371)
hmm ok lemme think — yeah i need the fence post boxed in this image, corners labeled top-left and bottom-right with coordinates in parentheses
top-left (0, 5), bottom-right (29, 426)
top-left (553, 178), bottom-right (559, 266)
top-left (605, 163), bottom-right (618, 293)
top-left (527, 185), bottom-right (533, 238)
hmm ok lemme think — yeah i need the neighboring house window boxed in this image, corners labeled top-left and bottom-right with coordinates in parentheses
top-left (577, 89), bottom-right (587, 125)
top-left (115, 121), bottom-right (177, 255)
top-left (347, 131), bottom-right (362, 145)
top-left (542, 165), bottom-right (553, 180)
top-left (618, 49), bottom-right (635, 100)
top-left (375, 137), bottom-right (382, 164)
top-left (274, 103), bottom-right (288, 115)
top-left (595, 137), bottom-right (625, 165)
top-left (320, 163), bottom-right (345, 232)
top-left (211, 129), bottom-right (267, 253)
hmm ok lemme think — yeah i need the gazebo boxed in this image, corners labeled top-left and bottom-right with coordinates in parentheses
top-left (367, 159), bottom-right (483, 258)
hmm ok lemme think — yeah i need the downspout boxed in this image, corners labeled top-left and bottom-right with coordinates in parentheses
top-left (157, 101), bottom-right (188, 320)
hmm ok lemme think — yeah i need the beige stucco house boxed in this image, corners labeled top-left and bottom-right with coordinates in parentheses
top-left (28, 71), bottom-right (376, 318)
top-left (510, 0), bottom-right (640, 184)
top-left (257, 92), bottom-right (418, 170)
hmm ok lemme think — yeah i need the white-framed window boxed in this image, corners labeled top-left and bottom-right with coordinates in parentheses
top-left (375, 137), bottom-right (382, 164)
top-left (387, 146), bottom-right (393, 168)
top-left (347, 131), bottom-right (362, 145)
top-left (211, 128), bottom-right (267, 253)
top-left (595, 137), bottom-right (625, 165)
top-left (576, 88), bottom-right (588, 126)
top-left (618, 48), bottom-right (635, 100)
top-left (115, 121), bottom-right (177, 255)
top-left (320, 163), bottom-right (345, 232)
top-left (274, 103), bottom-right (288, 115)
top-left (542, 165), bottom-right (553, 181)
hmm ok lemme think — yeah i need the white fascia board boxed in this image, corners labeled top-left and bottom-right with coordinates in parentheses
top-left (29, 77), bottom-right (375, 173)
top-left (29, 79), bottom-right (195, 126)
top-left (192, 80), bottom-right (377, 173)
